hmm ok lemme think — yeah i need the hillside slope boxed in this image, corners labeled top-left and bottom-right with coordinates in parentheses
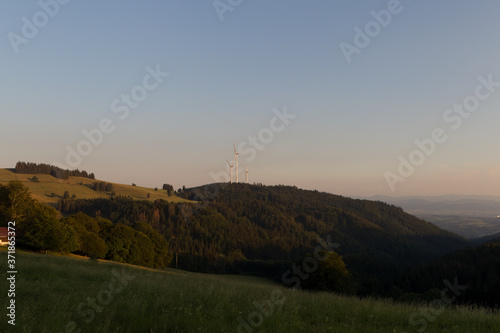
top-left (186, 183), bottom-right (469, 258)
top-left (192, 184), bottom-right (469, 274)
top-left (1, 248), bottom-right (498, 333)
top-left (0, 168), bottom-right (191, 206)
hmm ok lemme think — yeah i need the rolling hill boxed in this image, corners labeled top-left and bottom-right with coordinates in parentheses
top-left (0, 168), bottom-right (192, 206)
top-left (0, 165), bottom-right (475, 299)
top-left (59, 183), bottom-right (471, 295)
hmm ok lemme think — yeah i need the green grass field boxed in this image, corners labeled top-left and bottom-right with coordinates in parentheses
top-left (0, 249), bottom-right (498, 333)
top-left (0, 168), bottom-right (192, 206)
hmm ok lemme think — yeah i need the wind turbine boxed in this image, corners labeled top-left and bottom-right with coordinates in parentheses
top-left (245, 166), bottom-right (249, 184)
top-left (227, 160), bottom-right (234, 183)
top-left (233, 143), bottom-right (239, 183)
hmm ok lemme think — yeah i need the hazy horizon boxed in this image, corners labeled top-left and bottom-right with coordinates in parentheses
top-left (2, 1), bottom-right (500, 197)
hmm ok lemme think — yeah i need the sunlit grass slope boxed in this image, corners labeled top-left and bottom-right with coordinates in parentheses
top-left (0, 168), bottom-right (192, 205)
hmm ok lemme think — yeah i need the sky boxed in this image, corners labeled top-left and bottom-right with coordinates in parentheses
top-left (1, 0), bottom-right (500, 197)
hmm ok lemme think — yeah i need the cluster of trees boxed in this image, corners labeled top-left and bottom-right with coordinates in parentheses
top-left (62, 191), bottom-right (77, 199)
top-left (289, 250), bottom-right (354, 294)
top-left (62, 212), bottom-right (172, 267)
top-left (15, 161), bottom-right (95, 180)
top-left (94, 182), bottom-right (113, 192)
top-left (163, 184), bottom-right (174, 196)
top-left (0, 181), bottom-right (172, 268)
top-left (0, 181), bottom-right (78, 252)
top-left (58, 195), bottom-right (314, 264)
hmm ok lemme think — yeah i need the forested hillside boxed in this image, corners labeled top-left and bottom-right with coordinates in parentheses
top-left (59, 183), bottom-right (470, 294)
top-left (7, 179), bottom-right (499, 303)
top-left (398, 237), bottom-right (500, 307)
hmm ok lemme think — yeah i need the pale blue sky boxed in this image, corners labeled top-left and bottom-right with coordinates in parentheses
top-left (1, 0), bottom-right (500, 196)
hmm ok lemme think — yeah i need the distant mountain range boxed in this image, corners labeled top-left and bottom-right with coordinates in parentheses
top-left (364, 195), bottom-right (500, 239)
top-left (367, 195), bottom-right (500, 217)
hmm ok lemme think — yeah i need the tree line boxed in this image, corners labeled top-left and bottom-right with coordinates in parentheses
top-left (94, 181), bottom-right (113, 192)
top-left (15, 161), bottom-right (95, 180)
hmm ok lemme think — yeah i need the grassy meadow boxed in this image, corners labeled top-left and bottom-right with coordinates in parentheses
top-left (0, 248), bottom-right (499, 332)
top-left (0, 168), bottom-right (192, 206)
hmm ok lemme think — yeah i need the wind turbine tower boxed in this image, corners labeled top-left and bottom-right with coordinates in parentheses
top-left (233, 143), bottom-right (239, 183)
top-left (227, 160), bottom-right (234, 183)
top-left (245, 166), bottom-right (249, 184)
